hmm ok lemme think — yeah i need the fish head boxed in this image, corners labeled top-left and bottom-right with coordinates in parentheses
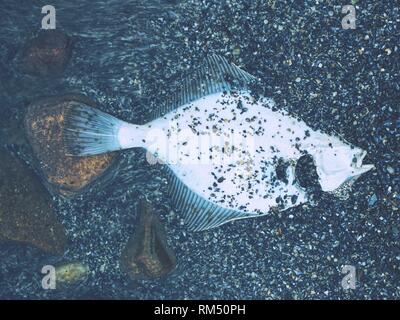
top-left (311, 145), bottom-right (374, 192)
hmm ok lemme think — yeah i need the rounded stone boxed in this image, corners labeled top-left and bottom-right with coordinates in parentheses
top-left (19, 30), bottom-right (73, 77)
top-left (24, 94), bottom-right (117, 197)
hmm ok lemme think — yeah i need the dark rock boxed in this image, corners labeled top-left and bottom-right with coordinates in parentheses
top-left (19, 30), bottom-right (73, 77)
top-left (121, 199), bottom-right (176, 280)
top-left (0, 149), bottom-right (67, 254)
top-left (24, 94), bottom-right (117, 197)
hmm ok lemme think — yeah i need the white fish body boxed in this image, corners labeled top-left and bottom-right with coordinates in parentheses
top-left (64, 55), bottom-right (374, 230)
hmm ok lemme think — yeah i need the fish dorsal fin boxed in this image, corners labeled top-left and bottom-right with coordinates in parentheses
top-left (150, 54), bottom-right (257, 120)
top-left (163, 166), bottom-right (257, 231)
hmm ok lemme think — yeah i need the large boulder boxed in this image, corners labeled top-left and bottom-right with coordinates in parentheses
top-left (24, 94), bottom-right (117, 197)
top-left (0, 149), bottom-right (67, 254)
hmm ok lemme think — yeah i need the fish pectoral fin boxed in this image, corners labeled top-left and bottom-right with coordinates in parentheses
top-left (149, 54), bottom-right (258, 120)
top-left (164, 166), bottom-right (255, 231)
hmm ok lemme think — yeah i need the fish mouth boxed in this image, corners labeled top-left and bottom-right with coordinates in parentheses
top-left (306, 146), bottom-right (375, 193)
top-left (326, 148), bottom-right (375, 191)
top-left (326, 149), bottom-right (375, 199)
top-left (347, 149), bottom-right (375, 184)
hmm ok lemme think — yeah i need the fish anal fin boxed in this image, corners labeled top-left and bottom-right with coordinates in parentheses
top-left (164, 166), bottom-right (256, 231)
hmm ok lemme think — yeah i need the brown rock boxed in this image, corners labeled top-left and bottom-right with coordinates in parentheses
top-left (24, 94), bottom-right (116, 197)
top-left (20, 30), bottom-right (73, 77)
top-left (121, 199), bottom-right (176, 280)
top-left (0, 149), bottom-right (67, 254)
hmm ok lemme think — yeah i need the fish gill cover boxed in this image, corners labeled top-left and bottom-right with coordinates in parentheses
top-left (0, 0), bottom-right (399, 299)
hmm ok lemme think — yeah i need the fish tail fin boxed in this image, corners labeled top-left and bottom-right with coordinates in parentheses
top-left (63, 104), bottom-right (124, 156)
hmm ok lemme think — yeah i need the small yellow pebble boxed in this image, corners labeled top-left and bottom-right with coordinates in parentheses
top-left (385, 48), bottom-right (392, 55)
